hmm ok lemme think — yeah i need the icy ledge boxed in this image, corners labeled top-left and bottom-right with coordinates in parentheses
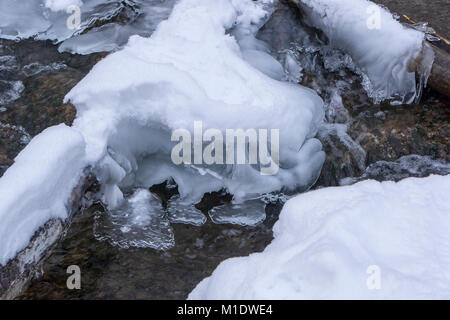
top-left (190, 174), bottom-right (450, 299)
top-left (290, 0), bottom-right (432, 104)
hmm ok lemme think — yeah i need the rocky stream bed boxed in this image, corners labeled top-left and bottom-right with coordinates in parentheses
top-left (0, 0), bottom-right (448, 299)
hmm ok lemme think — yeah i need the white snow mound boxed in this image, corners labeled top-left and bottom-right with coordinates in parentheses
top-left (190, 175), bottom-right (450, 299)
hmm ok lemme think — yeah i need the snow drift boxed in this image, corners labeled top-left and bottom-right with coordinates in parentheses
top-left (190, 175), bottom-right (450, 299)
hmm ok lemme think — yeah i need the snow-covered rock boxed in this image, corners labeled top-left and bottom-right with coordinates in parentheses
top-left (190, 175), bottom-right (450, 299)
top-left (0, 124), bottom-right (86, 265)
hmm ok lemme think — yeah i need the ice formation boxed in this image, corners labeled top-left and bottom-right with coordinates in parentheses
top-left (0, 0), bottom-right (177, 54)
top-left (0, 124), bottom-right (86, 265)
top-left (94, 188), bottom-right (175, 250)
top-left (66, 0), bottom-right (325, 205)
top-left (340, 154), bottom-right (450, 185)
top-left (190, 175), bottom-right (450, 299)
top-left (292, 0), bottom-right (429, 104)
top-left (0, 0), bottom-right (325, 264)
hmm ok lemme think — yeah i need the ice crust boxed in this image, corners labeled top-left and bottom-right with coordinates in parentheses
top-left (190, 175), bottom-right (450, 299)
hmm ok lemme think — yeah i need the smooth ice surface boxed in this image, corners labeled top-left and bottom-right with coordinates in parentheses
top-left (295, 0), bottom-right (427, 104)
top-left (0, 124), bottom-right (86, 265)
top-left (209, 199), bottom-right (267, 227)
top-left (167, 196), bottom-right (207, 227)
top-left (94, 189), bottom-right (175, 250)
top-left (190, 175), bottom-right (450, 299)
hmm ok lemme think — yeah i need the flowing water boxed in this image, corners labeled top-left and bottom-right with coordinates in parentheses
top-left (0, 0), bottom-right (447, 299)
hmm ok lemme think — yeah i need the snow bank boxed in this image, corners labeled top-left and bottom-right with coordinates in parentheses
top-left (190, 175), bottom-right (450, 299)
top-left (66, 0), bottom-right (325, 205)
top-left (0, 124), bottom-right (86, 265)
top-left (292, 0), bottom-right (428, 104)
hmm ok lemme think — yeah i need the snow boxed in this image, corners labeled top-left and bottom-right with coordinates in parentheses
top-left (66, 0), bottom-right (325, 206)
top-left (190, 175), bottom-right (450, 299)
top-left (0, 124), bottom-right (86, 265)
top-left (44, 0), bottom-right (83, 12)
top-left (294, 0), bottom-right (428, 104)
top-left (0, 0), bottom-right (325, 265)
top-left (0, 0), bottom-right (439, 272)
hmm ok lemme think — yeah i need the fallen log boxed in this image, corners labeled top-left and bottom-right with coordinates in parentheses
top-left (428, 44), bottom-right (450, 97)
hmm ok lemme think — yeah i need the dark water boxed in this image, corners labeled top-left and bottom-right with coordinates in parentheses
top-left (1, 0), bottom-right (448, 299)
top-left (21, 201), bottom-right (281, 299)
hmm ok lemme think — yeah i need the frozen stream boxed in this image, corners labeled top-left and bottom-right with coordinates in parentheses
top-left (0, 0), bottom-right (448, 299)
